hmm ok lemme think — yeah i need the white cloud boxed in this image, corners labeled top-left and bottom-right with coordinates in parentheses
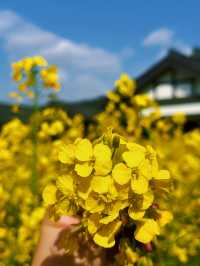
top-left (143, 27), bottom-right (192, 59)
top-left (0, 10), bottom-right (128, 101)
top-left (173, 41), bottom-right (192, 55)
top-left (0, 10), bottom-right (19, 32)
top-left (143, 28), bottom-right (174, 47)
top-left (119, 47), bottom-right (135, 59)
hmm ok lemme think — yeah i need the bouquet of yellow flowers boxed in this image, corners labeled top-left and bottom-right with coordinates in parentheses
top-left (43, 130), bottom-right (172, 265)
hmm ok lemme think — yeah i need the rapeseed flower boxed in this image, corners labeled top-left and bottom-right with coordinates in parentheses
top-left (43, 131), bottom-right (172, 265)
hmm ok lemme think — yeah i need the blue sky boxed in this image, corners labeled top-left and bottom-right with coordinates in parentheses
top-left (0, 0), bottom-right (199, 103)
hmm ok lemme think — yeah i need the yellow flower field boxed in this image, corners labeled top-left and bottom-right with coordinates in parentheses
top-left (0, 56), bottom-right (199, 266)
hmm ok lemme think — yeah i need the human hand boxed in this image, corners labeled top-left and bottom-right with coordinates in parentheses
top-left (32, 215), bottom-right (108, 266)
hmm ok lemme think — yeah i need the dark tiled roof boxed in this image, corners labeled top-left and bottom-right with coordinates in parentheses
top-left (136, 49), bottom-right (200, 91)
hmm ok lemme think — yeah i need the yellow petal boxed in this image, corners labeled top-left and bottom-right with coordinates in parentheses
top-left (93, 220), bottom-right (121, 248)
top-left (100, 201), bottom-right (128, 224)
top-left (75, 162), bottom-right (93, 177)
top-left (125, 247), bottom-right (138, 264)
top-left (126, 143), bottom-right (146, 153)
top-left (112, 163), bottom-right (132, 185)
top-left (56, 198), bottom-right (75, 216)
top-left (91, 175), bottom-right (111, 194)
top-left (141, 191), bottom-right (154, 210)
top-left (75, 139), bottom-right (93, 161)
top-left (131, 176), bottom-right (148, 194)
top-left (108, 180), bottom-right (118, 199)
top-left (146, 145), bottom-right (159, 177)
top-left (93, 143), bottom-right (111, 161)
top-left (42, 184), bottom-right (57, 205)
top-left (139, 159), bottom-right (152, 180)
top-left (151, 158), bottom-right (159, 177)
top-left (0, 228), bottom-right (7, 238)
top-left (33, 56), bottom-right (47, 66)
top-left (77, 176), bottom-right (92, 200)
top-left (87, 213), bottom-right (100, 234)
top-left (123, 150), bottom-right (145, 168)
top-left (157, 211), bottom-right (173, 227)
top-left (100, 214), bottom-right (118, 224)
top-left (94, 159), bottom-right (112, 176)
top-left (134, 219), bottom-right (160, 244)
top-left (115, 183), bottom-right (129, 200)
top-left (85, 195), bottom-right (105, 213)
top-left (128, 205), bottom-right (145, 220)
top-left (172, 246), bottom-right (188, 263)
top-left (156, 170), bottom-right (170, 180)
top-left (58, 144), bottom-right (75, 164)
top-left (93, 233), bottom-right (115, 248)
top-left (56, 175), bottom-right (74, 196)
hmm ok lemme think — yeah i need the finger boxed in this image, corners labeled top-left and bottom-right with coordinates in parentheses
top-left (57, 216), bottom-right (80, 228)
top-left (43, 215), bottom-right (80, 229)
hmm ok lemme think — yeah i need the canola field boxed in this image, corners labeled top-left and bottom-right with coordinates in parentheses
top-left (0, 56), bottom-right (199, 266)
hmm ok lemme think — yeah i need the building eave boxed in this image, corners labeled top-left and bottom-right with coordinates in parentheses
top-left (136, 49), bottom-right (200, 92)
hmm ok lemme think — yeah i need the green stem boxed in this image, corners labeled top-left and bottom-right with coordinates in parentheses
top-left (31, 85), bottom-right (40, 194)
